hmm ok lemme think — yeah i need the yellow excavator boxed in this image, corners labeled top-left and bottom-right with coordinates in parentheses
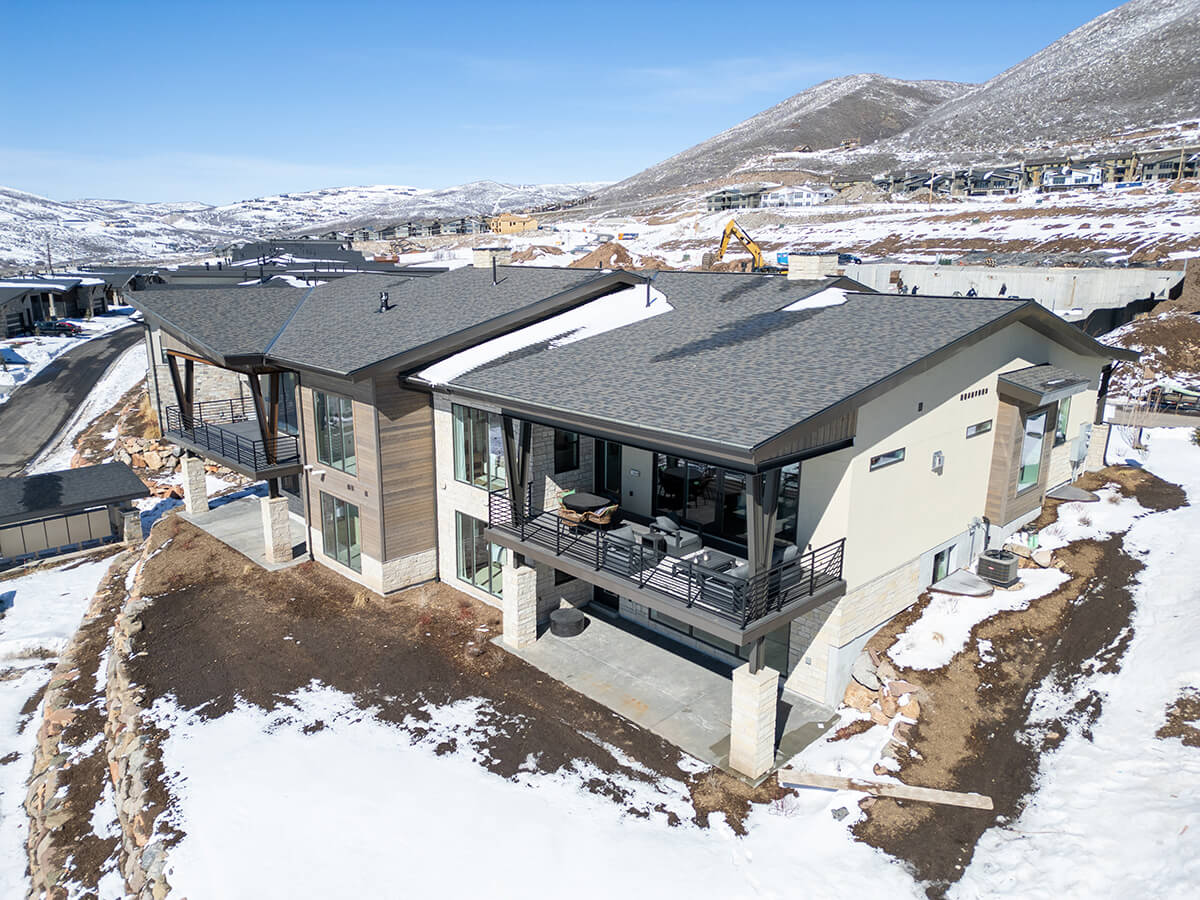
top-left (703, 219), bottom-right (786, 274)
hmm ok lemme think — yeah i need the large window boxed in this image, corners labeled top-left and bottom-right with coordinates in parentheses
top-left (453, 404), bottom-right (506, 490)
top-left (315, 390), bottom-right (356, 475)
top-left (456, 512), bottom-right (504, 596)
top-left (1017, 409), bottom-right (1049, 492)
top-left (554, 429), bottom-right (579, 473)
top-left (320, 492), bottom-right (361, 572)
top-left (1054, 397), bottom-right (1072, 446)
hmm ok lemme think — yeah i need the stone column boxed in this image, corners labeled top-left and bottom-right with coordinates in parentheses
top-left (121, 510), bottom-right (142, 544)
top-left (502, 561), bottom-right (538, 649)
top-left (1085, 423), bottom-right (1110, 472)
top-left (260, 495), bottom-right (292, 565)
top-left (730, 663), bottom-right (780, 779)
top-left (181, 456), bottom-right (208, 514)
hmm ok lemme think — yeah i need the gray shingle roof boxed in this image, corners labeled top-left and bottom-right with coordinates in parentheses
top-left (130, 285), bottom-right (310, 361)
top-left (0, 462), bottom-right (149, 528)
top-left (266, 266), bottom-right (610, 375)
top-left (441, 273), bottom-right (1036, 450)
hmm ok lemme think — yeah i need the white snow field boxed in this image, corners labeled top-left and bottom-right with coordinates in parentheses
top-left (146, 429), bottom-right (1200, 899)
top-left (954, 428), bottom-right (1200, 898)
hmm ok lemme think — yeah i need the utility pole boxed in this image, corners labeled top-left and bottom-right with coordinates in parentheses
top-left (45, 237), bottom-right (52, 274)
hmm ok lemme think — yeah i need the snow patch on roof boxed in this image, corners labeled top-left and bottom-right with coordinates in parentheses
top-left (781, 287), bottom-right (850, 311)
top-left (417, 282), bottom-right (672, 386)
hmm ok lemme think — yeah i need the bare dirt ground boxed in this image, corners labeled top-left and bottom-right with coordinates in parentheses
top-left (853, 465), bottom-right (1186, 898)
top-left (129, 516), bottom-right (780, 832)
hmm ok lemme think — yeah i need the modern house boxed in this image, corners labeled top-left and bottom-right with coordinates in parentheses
top-left (488, 214), bottom-right (538, 234)
top-left (1139, 148), bottom-right (1200, 181)
top-left (1039, 165), bottom-right (1103, 192)
top-left (761, 185), bottom-right (836, 207)
top-left (704, 185), bottom-right (773, 212)
top-left (965, 167), bottom-right (1023, 196)
top-left (129, 262), bottom-right (1134, 777)
top-left (0, 275), bottom-right (110, 331)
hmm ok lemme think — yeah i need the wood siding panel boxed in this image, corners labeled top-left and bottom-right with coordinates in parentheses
top-left (374, 375), bottom-right (437, 561)
top-left (984, 401), bottom-right (1020, 524)
top-left (299, 374), bottom-right (384, 561)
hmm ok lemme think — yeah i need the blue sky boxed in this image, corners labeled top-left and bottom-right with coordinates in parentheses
top-left (1, 0), bottom-right (1121, 204)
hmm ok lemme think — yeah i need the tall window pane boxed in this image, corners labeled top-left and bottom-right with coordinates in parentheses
top-left (1018, 409), bottom-right (1048, 492)
top-left (316, 390), bottom-right (356, 475)
top-left (1055, 397), bottom-right (1072, 445)
top-left (319, 491), bottom-right (361, 573)
top-left (777, 463), bottom-right (800, 542)
top-left (456, 511), bottom-right (503, 596)
top-left (453, 404), bottom-right (507, 491)
top-left (554, 430), bottom-right (579, 473)
top-left (453, 404), bottom-right (469, 482)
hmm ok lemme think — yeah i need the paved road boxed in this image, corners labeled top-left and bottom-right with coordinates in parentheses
top-left (0, 326), bottom-right (144, 477)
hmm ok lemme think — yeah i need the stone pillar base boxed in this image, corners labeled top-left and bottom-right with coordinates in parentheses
top-left (730, 663), bottom-right (780, 779)
top-left (1084, 422), bottom-right (1110, 472)
top-left (260, 495), bottom-right (292, 564)
top-left (502, 562), bottom-right (538, 649)
top-left (121, 510), bottom-right (142, 544)
top-left (181, 456), bottom-right (209, 514)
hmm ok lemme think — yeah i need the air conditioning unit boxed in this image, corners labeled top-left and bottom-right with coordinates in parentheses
top-left (977, 549), bottom-right (1019, 588)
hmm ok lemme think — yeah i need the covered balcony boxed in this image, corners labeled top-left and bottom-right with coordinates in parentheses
top-left (160, 353), bottom-right (301, 481)
top-left (164, 397), bottom-right (301, 478)
top-left (487, 488), bottom-right (845, 643)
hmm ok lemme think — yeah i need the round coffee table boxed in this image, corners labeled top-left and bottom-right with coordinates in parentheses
top-left (561, 491), bottom-right (612, 513)
top-left (549, 608), bottom-right (587, 637)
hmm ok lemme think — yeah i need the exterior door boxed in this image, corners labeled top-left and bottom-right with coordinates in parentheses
top-left (933, 546), bottom-right (952, 583)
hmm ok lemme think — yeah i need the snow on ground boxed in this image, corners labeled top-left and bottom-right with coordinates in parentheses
top-left (953, 429), bottom-right (1200, 898)
top-left (0, 556), bottom-right (116, 897)
top-left (889, 568), bottom-right (1071, 671)
top-left (1033, 485), bottom-right (1147, 552)
top-left (0, 311), bottom-right (136, 405)
top-left (150, 686), bottom-right (918, 900)
top-left (25, 342), bottom-right (148, 474)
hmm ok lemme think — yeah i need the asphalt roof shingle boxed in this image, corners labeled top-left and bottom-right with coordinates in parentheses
top-left (266, 267), bottom-right (609, 375)
top-left (442, 273), bottom-right (1029, 449)
top-left (0, 462), bottom-right (149, 528)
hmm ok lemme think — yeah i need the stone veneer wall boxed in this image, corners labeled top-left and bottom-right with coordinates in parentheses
top-left (144, 326), bottom-right (249, 429)
top-left (784, 559), bottom-right (922, 705)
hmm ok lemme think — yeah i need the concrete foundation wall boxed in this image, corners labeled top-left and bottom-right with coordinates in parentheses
top-left (842, 262), bottom-right (1181, 316)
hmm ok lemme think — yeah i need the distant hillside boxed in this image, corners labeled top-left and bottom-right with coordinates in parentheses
top-left (876, 0), bottom-right (1200, 158)
top-left (0, 181), bottom-right (605, 269)
top-left (595, 75), bottom-right (970, 207)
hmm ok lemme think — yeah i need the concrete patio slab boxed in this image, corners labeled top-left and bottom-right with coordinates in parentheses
top-left (180, 494), bottom-right (307, 572)
top-left (498, 610), bottom-right (836, 775)
top-left (1047, 483), bottom-right (1100, 502)
top-left (931, 568), bottom-right (995, 597)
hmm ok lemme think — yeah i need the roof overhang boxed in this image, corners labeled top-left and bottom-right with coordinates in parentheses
top-left (997, 364), bottom-right (1092, 407)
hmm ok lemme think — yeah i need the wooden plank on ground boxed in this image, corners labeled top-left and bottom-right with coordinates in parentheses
top-left (777, 768), bottom-right (994, 810)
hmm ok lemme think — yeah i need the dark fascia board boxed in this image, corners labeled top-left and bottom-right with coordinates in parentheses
top-left (750, 299), bottom-right (1138, 462)
top-left (319, 270), bottom-right (646, 381)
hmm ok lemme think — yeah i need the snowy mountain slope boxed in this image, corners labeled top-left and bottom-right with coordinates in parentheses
top-left (0, 180), bottom-right (606, 269)
top-left (179, 180), bottom-right (608, 236)
top-left (596, 75), bottom-right (969, 207)
top-left (876, 0), bottom-right (1200, 157)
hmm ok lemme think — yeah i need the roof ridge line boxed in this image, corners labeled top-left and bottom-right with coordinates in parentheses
top-left (263, 283), bottom-right (320, 357)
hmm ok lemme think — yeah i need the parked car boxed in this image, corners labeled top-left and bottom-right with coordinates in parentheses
top-left (837, 253), bottom-right (862, 265)
top-left (33, 319), bottom-right (84, 336)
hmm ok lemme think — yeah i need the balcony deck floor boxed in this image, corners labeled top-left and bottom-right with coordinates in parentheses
top-left (497, 609), bottom-right (836, 778)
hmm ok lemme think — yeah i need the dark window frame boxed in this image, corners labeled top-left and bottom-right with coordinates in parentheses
top-left (869, 447), bottom-right (906, 471)
top-left (553, 429), bottom-right (580, 473)
top-left (455, 510), bottom-right (504, 597)
top-left (314, 390), bottom-right (357, 475)
top-left (966, 419), bottom-right (993, 438)
top-left (319, 491), bottom-right (361, 573)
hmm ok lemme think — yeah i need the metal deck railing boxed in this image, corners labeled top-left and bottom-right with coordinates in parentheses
top-left (165, 398), bottom-right (299, 472)
top-left (487, 487), bottom-right (844, 630)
